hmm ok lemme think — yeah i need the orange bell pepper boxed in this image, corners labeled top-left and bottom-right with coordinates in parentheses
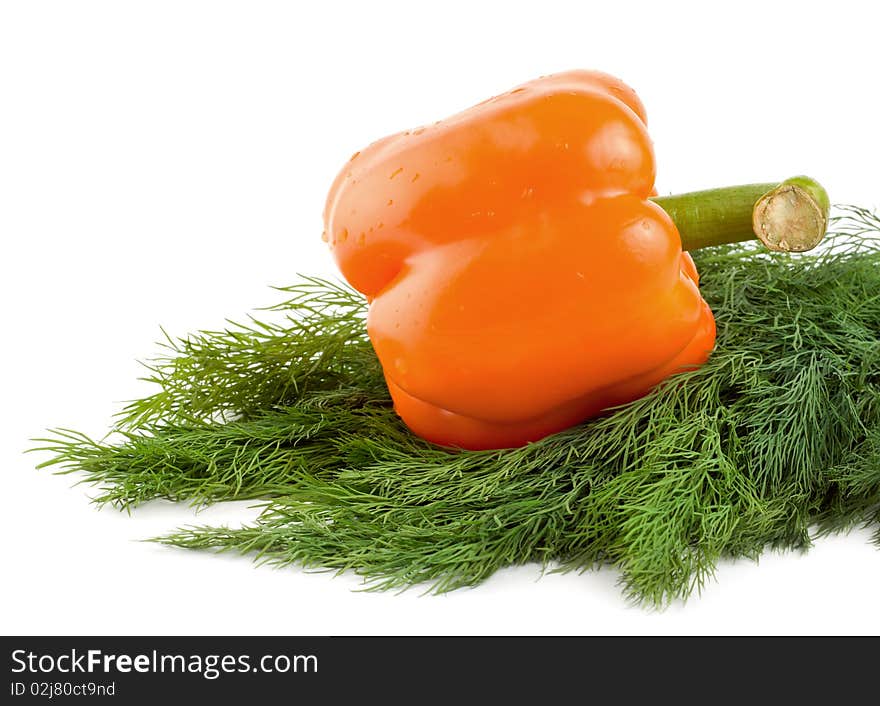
top-left (323, 70), bottom-right (827, 450)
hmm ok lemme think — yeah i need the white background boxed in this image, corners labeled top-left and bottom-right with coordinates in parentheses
top-left (2, 1), bottom-right (878, 636)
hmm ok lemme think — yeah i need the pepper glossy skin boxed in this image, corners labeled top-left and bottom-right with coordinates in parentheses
top-left (323, 70), bottom-right (716, 450)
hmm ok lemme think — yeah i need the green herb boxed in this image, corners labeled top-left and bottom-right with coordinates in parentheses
top-left (32, 206), bottom-right (880, 607)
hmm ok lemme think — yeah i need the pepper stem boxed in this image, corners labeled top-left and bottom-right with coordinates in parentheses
top-left (651, 176), bottom-right (830, 253)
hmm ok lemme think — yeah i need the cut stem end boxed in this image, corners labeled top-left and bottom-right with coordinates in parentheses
top-left (753, 177), bottom-right (830, 253)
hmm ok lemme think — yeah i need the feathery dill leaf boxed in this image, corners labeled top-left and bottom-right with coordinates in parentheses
top-left (116, 275), bottom-right (383, 429)
top-left (31, 206), bottom-right (880, 606)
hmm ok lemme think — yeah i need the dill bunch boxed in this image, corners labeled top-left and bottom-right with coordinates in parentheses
top-left (33, 206), bottom-right (880, 606)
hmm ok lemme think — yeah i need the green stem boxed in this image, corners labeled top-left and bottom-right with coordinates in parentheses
top-left (651, 176), bottom-right (830, 253)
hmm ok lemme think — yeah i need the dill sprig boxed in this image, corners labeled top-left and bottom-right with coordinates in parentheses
top-left (32, 206), bottom-right (880, 606)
